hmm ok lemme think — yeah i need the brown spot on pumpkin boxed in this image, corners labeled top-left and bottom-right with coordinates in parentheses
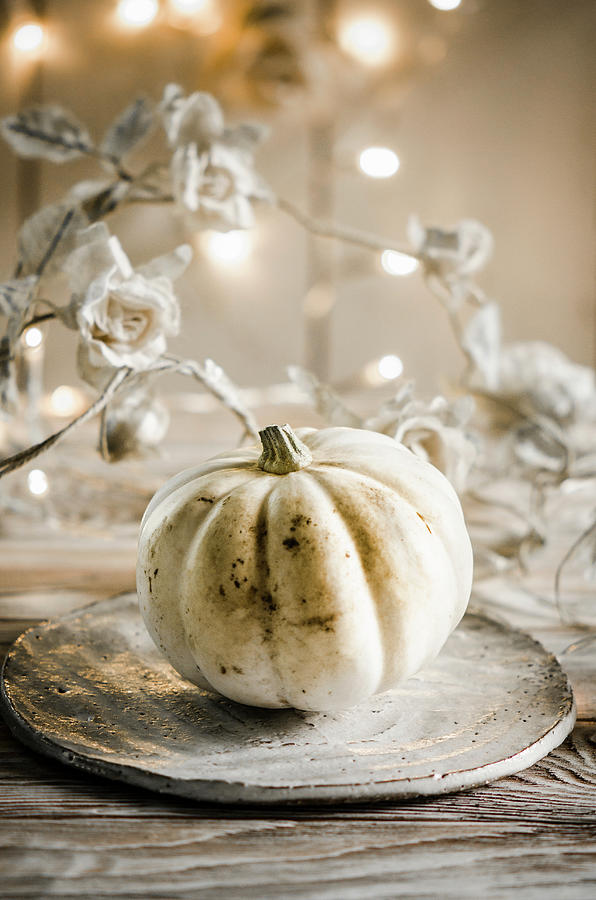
top-left (219, 585), bottom-right (226, 597)
top-left (234, 579), bottom-right (241, 589)
top-left (197, 496), bottom-right (214, 503)
top-left (232, 665), bottom-right (244, 674)
top-left (283, 537), bottom-right (300, 550)
top-left (262, 593), bottom-right (277, 612)
top-left (148, 576), bottom-right (152, 592)
top-left (345, 552), bottom-right (350, 558)
top-left (153, 568), bottom-right (159, 576)
top-left (303, 614), bottom-right (336, 632)
top-left (417, 512), bottom-right (432, 534)
top-left (220, 665), bottom-right (227, 674)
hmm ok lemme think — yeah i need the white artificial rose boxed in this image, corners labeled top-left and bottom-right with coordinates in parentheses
top-left (162, 88), bottom-right (224, 149)
top-left (61, 224), bottom-right (190, 385)
top-left (77, 270), bottom-right (180, 372)
top-left (368, 387), bottom-right (477, 494)
top-left (172, 141), bottom-right (270, 231)
top-left (497, 341), bottom-right (596, 423)
top-left (163, 84), bottom-right (273, 232)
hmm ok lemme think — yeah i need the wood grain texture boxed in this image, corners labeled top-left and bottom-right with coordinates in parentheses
top-left (1, 583), bottom-right (595, 896)
top-left (0, 708), bottom-right (595, 897)
top-left (0, 727), bottom-right (595, 898)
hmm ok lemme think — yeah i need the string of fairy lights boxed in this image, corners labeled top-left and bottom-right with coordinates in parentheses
top-left (4, 0), bottom-right (464, 498)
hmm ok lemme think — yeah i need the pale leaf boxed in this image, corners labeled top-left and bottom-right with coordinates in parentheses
top-left (137, 244), bottom-right (192, 282)
top-left (462, 301), bottom-right (501, 389)
top-left (18, 203), bottom-right (89, 277)
top-left (0, 276), bottom-right (38, 320)
top-left (514, 422), bottom-right (568, 473)
top-left (0, 336), bottom-right (17, 417)
top-left (1, 105), bottom-right (93, 163)
top-left (100, 97), bottom-right (154, 162)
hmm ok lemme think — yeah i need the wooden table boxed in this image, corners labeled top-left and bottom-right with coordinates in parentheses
top-left (1, 416), bottom-right (596, 898)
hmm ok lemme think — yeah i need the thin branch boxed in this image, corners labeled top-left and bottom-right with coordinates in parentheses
top-left (0, 367), bottom-right (131, 478)
top-left (19, 311), bottom-right (56, 335)
top-left (554, 517), bottom-right (596, 624)
top-left (277, 197), bottom-right (419, 258)
top-left (161, 354), bottom-right (259, 440)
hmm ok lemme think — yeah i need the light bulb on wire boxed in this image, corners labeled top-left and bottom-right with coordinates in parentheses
top-left (337, 13), bottom-right (396, 67)
top-left (169, 0), bottom-right (209, 12)
top-left (27, 469), bottom-right (49, 496)
top-left (359, 147), bottom-right (400, 178)
top-left (167, 0), bottom-right (222, 33)
top-left (201, 230), bottom-right (253, 266)
top-left (428, 0), bottom-right (462, 10)
top-left (381, 250), bottom-right (419, 277)
top-left (117, 0), bottom-right (159, 28)
top-left (363, 354), bottom-right (404, 386)
top-left (23, 327), bottom-right (43, 348)
top-left (12, 21), bottom-right (45, 54)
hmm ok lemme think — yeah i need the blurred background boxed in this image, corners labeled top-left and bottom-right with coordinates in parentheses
top-left (0, 0), bottom-right (594, 397)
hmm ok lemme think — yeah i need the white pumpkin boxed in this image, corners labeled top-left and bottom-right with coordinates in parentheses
top-left (137, 424), bottom-right (473, 711)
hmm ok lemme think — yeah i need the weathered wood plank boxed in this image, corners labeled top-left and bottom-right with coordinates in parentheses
top-left (0, 816), bottom-right (595, 898)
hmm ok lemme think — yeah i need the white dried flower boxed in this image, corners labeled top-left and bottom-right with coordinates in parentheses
top-left (497, 341), bottom-right (596, 424)
top-left (408, 216), bottom-right (493, 278)
top-left (162, 84), bottom-right (272, 232)
top-left (62, 224), bottom-right (190, 382)
top-left (368, 388), bottom-right (477, 494)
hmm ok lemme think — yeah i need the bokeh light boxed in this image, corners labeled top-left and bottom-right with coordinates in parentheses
top-left (381, 250), bottom-right (419, 277)
top-left (359, 147), bottom-right (400, 178)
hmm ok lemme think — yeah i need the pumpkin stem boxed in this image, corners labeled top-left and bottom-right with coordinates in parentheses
top-left (258, 424), bottom-right (313, 475)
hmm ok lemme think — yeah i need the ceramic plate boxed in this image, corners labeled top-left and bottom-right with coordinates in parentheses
top-left (0, 593), bottom-right (575, 804)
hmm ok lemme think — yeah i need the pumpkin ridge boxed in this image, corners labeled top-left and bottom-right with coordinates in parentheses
top-left (250, 482), bottom-right (289, 705)
top-left (140, 457), bottom-right (259, 531)
top-left (313, 458), bottom-right (458, 509)
top-left (306, 467), bottom-right (389, 684)
top-left (310, 459), bottom-right (467, 600)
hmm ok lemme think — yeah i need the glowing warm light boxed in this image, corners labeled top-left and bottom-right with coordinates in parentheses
top-left (50, 385), bottom-right (84, 417)
top-left (364, 355), bottom-right (404, 385)
top-left (359, 146), bottom-right (400, 178)
top-left (337, 14), bottom-right (396, 66)
top-left (428, 0), bottom-right (462, 10)
top-left (169, 0), bottom-right (208, 12)
top-left (201, 231), bottom-right (252, 265)
top-left (12, 22), bottom-right (45, 53)
top-left (27, 469), bottom-right (49, 496)
top-left (23, 327), bottom-right (43, 348)
top-left (117, 0), bottom-right (159, 27)
top-left (381, 249), bottom-right (419, 277)
top-left (168, 0), bottom-right (222, 33)
top-left (377, 354), bottom-right (404, 380)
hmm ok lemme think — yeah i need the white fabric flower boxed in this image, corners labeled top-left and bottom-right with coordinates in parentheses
top-left (63, 224), bottom-right (190, 383)
top-left (367, 385), bottom-right (477, 493)
top-left (408, 216), bottom-right (493, 278)
top-left (162, 84), bottom-right (272, 232)
top-left (497, 341), bottom-right (596, 424)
